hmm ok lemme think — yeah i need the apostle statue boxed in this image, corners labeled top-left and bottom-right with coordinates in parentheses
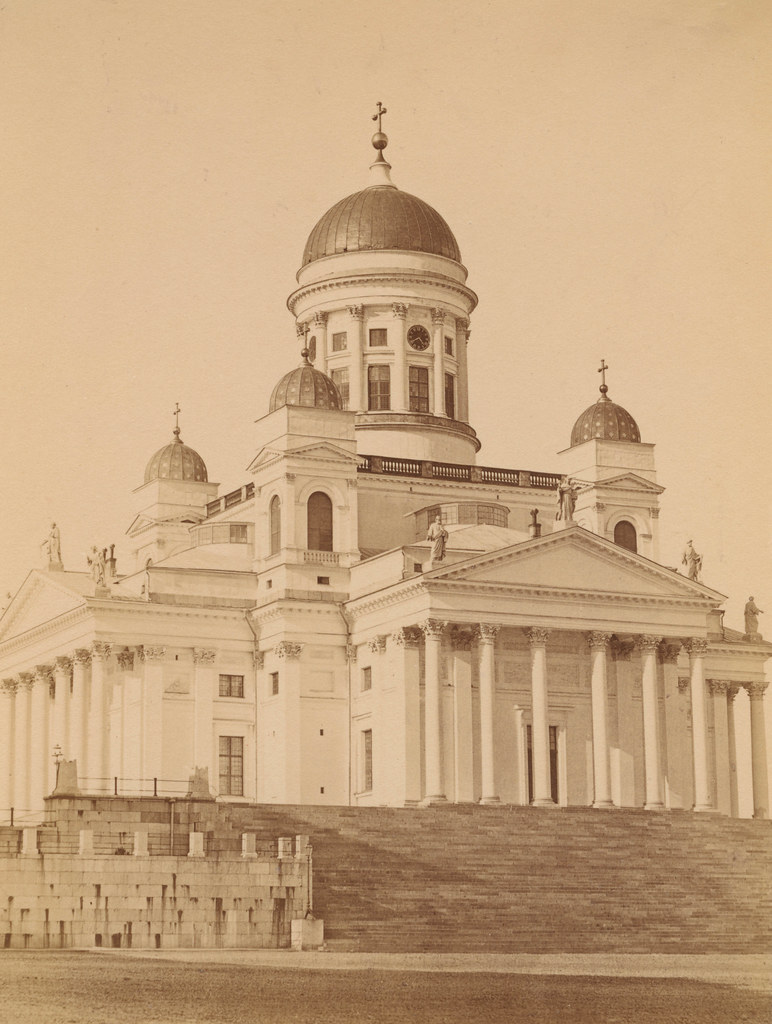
top-left (744, 597), bottom-right (764, 639)
top-left (88, 546), bottom-right (107, 586)
top-left (555, 477), bottom-right (578, 522)
top-left (427, 515), bottom-right (449, 563)
top-left (42, 522), bottom-right (62, 566)
top-left (682, 540), bottom-right (702, 582)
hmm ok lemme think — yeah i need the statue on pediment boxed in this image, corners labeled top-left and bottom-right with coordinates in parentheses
top-left (42, 522), bottom-right (62, 568)
top-left (88, 546), bottom-right (106, 586)
top-left (556, 477), bottom-right (578, 522)
top-left (427, 515), bottom-right (448, 563)
top-left (682, 540), bottom-right (702, 582)
top-left (744, 597), bottom-right (763, 639)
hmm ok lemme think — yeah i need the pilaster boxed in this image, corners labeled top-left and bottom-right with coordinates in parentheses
top-left (431, 308), bottom-right (446, 415)
top-left (392, 303), bottom-right (408, 411)
top-left (347, 305), bottom-right (364, 410)
top-left (193, 648), bottom-right (217, 776)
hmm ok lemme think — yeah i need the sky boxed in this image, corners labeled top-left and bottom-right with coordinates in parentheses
top-left (0, 0), bottom-right (770, 644)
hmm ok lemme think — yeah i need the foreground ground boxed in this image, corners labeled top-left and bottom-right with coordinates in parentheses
top-left (0, 950), bottom-right (769, 1024)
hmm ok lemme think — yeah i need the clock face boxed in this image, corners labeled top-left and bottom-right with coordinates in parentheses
top-left (407, 324), bottom-right (430, 350)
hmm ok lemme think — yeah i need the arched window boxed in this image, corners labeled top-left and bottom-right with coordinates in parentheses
top-left (614, 520), bottom-right (637, 553)
top-left (269, 495), bottom-right (281, 555)
top-left (307, 491), bottom-right (333, 552)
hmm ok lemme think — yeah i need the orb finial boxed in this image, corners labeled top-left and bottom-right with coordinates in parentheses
top-left (173, 401), bottom-right (182, 440)
top-left (598, 359), bottom-right (609, 397)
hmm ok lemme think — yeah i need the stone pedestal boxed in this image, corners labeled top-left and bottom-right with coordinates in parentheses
top-left (291, 917), bottom-right (324, 950)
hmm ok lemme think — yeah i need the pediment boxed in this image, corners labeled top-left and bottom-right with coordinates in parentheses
top-left (426, 527), bottom-right (724, 603)
top-left (0, 571), bottom-right (90, 642)
top-left (594, 473), bottom-right (665, 494)
top-left (286, 441), bottom-right (361, 463)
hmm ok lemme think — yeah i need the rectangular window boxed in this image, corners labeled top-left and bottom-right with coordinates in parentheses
top-left (270, 671), bottom-right (279, 696)
top-left (369, 327), bottom-right (388, 347)
top-left (408, 365), bottom-right (430, 413)
top-left (367, 365), bottom-right (390, 410)
top-left (332, 331), bottom-right (347, 352)
top-left (331, 367), bottom-right (349, 410)
top-left (361, 666), bottom-right (372, 691)
top-left (219, 736), bottom-right (244, 796)
top-left (362, 729), bottom-right (373, 792)
top-left (229, 524), bottom-right (248, 544)
top-left (219, 674), bottom-right (244, 698)
top-left (444, 335), bottom-right (454, 355)
top-left (444, 372), bottom-right (456, 419)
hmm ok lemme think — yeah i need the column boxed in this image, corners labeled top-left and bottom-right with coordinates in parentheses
top-left (526, 628), bottom-right (554, 807)
top-left (139, 646), bottom-right (166, 790)
top-left (587, 632), bottom-right (613, 808)
top-left (0, 680), bottom-right (17, 813)
top-left (455, 317), bottom-right (470, 422)
top-left (708, 679), bottom-right (731, 815)
top-left (275, 642), bottom-right (303, 802)
top-left (31, 666), bottom-right (53, 807)
top-left (449, 628), bottom-right (474, 803)
top-left (636, 636), bottom-right (664, 810)
top-left (313, 311), bottom-right (329, 368)
top-left (727, 685), bottom-right (740, 818)
top-left (70, 649), bottom-right (90, 784)
top-left (392, 303), bottom-right (408, 411)
top-left (660, 642), bottom-right (685, 808)
top-left (476, 623), bottom-right (500, 804)
top-left (686, 639), bottom-right (713, 812)
top-left (389, 628), bottom-right (423, 806)
top-left (193, 648), bottom-right (217, 778)
top-left (15, 673), bottom-right (33, 814)
top-left (745, 682), bottom-right (769, 819)
top-left (87, 642), bottom-right (112, 793)
top-left (431, 308), bottom-right (446, 415)
top-left (348, 305), bottom-right (364, 411)
top-left (52, 656), bottom-right (71, 761)
top-left (420, 619), bottom-right (447, 804)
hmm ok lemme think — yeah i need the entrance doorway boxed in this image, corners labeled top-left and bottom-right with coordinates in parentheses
top-left (526, 724), bottom-right (559, 804)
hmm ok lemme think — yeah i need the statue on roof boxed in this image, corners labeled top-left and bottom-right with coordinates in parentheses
top-left (42, 522), bottom-right (62, 567)
top-left (744, 597), bottom-right (764, 640)
top-left (427, 515), bottom-right (448, 564)
top-left (682, 540), bottom-right (702, 582)
top-left (87, 546), bottom-right (107, 586)
top-left (555, 477), bottom-right (578, 522)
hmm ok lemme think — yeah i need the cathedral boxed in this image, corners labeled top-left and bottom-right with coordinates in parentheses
top-left (0, 120), bottom-right (769, 825)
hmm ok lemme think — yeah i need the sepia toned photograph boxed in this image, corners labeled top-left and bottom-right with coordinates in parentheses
top-left (0, 1), bottom-right (769, 1021)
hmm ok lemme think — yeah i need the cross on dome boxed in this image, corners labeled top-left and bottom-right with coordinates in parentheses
top-left (372, 101), bottom-right (387, 132)
top-left (173, 401), bottom-right (182, 439)
top-left (598, 359), bottom-right (609, 396)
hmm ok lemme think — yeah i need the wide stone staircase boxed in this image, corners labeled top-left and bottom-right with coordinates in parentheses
top-left (209, 803), bottom-right (772, 953)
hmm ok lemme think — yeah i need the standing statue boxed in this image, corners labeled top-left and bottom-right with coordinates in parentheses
top-left (42, 522), bottom-right (62, 566)
top-left (744, 597), bottom-right (764, 639)
top-left (426, 515), bottom-right (449, 563)
top-left (87, 546), bottom-right (107, 586)
top-left (682, 540), bottom-right (702, 582)
top-left (555, 477), bottom-right (578, 522)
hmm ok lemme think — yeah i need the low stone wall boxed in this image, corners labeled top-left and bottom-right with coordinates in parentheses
top-left (0, 797), bottom-right (314, 950)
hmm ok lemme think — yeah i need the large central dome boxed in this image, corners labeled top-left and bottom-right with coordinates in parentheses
top-left (302, 186), bottom-right (461, 266)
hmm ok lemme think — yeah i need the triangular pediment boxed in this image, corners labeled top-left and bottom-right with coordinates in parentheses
top-left (426, 527), bottom-right (724, 603)
top-left (594, 473), bottom-right (665, 494)
top-left (0, 571), bottom-right (90, 642)
top-left (285, 441), bottom-right (360, 463)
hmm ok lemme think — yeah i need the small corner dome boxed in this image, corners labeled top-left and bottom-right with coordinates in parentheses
top-left (570, 389), bottom-right (641, 447)
top-left (144, 431), bottom-right (208, 484)
top-left (269, 350), bottom-right (342, 413)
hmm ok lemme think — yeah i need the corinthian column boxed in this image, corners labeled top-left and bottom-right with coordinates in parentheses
top-left (52, 656), bottom-right (71, 761)
top-left (420, 619), bottom-right (447, 804)
top-left (31, 666), bottom-right (53, 806)
top-left (87, 642), bottom-right (112, 792)
top-left (636, 636), bottom-right (664, 810)
top-left (348, 305), bottom-right (364, 411)
top-left (727, 685), bottom-right (740, 817)
top-left (686, 639), bottom-right (712, 812)
top-left (587, 632), bottom-right (613, 808)
top-left (708, 679), bottom-right (731, 815)
top-left (455, 318), bottom-right (470, 422)
top-left (526, 628), bottom-right (554, 807)
top-left (0, 679), bottom-right (17, 813)
top-left (313, 311), bottom-right (329, 368)
top-left (476, 623), bottom-right (500, 804)
top-left (70, 649), bottom-right (90, 783)
top-left (392, 303), bottom-right (408, 411)
top-left (745, 682), bottom-right (769, 819)
top-left (193, 648), bottom-right (217, 777)
top-left (431, 308), bottom-right (446, 415)
top-left (15, 673), bottom-right (33, 814)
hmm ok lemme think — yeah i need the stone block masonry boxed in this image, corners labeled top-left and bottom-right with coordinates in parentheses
top-left (0, 797), bottom-right (313, 950)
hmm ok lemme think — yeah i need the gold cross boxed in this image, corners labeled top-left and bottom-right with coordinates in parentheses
top-left (598, 359), bottom-right (608, 388)
top-left (372, 101), bottom-right (387, 131)
top-left (173, 402), bottom-right (181, 431)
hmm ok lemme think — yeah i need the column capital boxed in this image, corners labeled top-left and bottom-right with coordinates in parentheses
top-left (728, 683), bottom-right (741, 703)
top-left (634, 634), bottom-right (663, 653)
top-left (192, 648), bottom-right (217, 665)
top-left (2, 677), bottom-right (19, 695)
top-left (116, 649), bottom-right (134, 671)
top-left (90, 641), bottom-right (112, 661)
top-left (34, 664), bottom-right (54, 684)
top-left (391, 627), bottom-right (422, 649)
top-left (392, 302), bottom-right (408, 319)
top-left (431, 307), bottom-right (446, 326)
top-left (367, 635), bottom-right (387, 654)
top-left (455, 316), bottom-right (469, 333)
top-left (707, 678), bottom-right (731, 695)
top-left (347, 304), bottom-right (364, 320)
top-left (344, 644), bottom-right (358, 663)
top-left (685, 638), bottom-right (709, 657)
top-left (677, 677), bottom-right (690, 694)
top-left (658, 641), bottom-right (682, 665)
top-left (586, 631), bottom-right (612, 650)
top-left (18, 671), bottom-right (34, 691)
top-left (420, 618), bottom-right (446, 640)
top-left (253, 650), bottom-right (265, 671)
top-left (449, 626), bottom-right (474, 651)
top-left (525, 627), bottom-right (550, 648)
top-left (138, 645), bottom-right (166, 662)
top-left (475, 623), bottom-right (500, 644)
top-left (275, 641), bottom-right (303, 660)
top-left (745, 681), bottom-right (768, 701)
top-left (73, 648), bottom-right (91, 665)
top-left (313, 311), bottom-right (328, 326)
top-left (54, 655), bottom-right (72, 674)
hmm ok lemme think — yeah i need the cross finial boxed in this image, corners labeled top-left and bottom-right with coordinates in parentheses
top-left (173, 402), bottom-right (182, 438)
top-left (598, 359), bottom-right (609, 395)
top-left (372, 101), bottom-right (387, 132)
